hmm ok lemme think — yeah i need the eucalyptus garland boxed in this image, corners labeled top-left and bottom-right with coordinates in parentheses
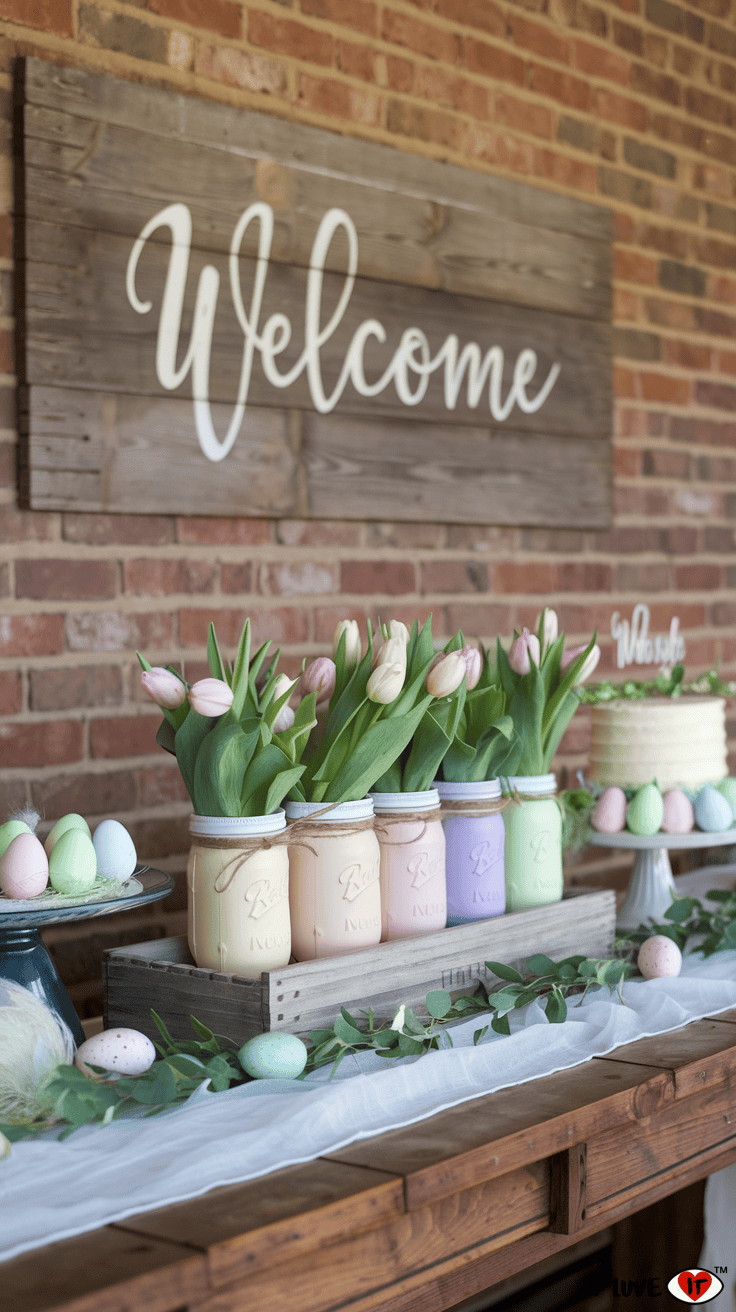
top-left (626, 889), bottom-right (736, 957)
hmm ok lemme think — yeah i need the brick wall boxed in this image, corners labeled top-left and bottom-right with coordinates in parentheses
top-left (1, 0), bottom-right (735, 1009)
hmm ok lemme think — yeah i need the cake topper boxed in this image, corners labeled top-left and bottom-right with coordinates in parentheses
top-left (611, 603), bottom-right (686, 670)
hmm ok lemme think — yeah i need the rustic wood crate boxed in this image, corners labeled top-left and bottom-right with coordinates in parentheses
top-left (103, 889), bottom-right (616, 1047)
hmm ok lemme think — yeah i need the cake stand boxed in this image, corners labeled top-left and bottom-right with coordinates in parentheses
top-left (0, 866), bottom-right (174, 1045)
top-left (591, 829), bottom-right (736, 931)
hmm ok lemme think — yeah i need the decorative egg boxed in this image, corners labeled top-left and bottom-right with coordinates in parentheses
top-left (637, 934), bottom-right (683, 980)
top-left (717, 777), bottom-right (736, 818)
top-left (626, 783), bottom-right (664, 836)
top-left (0, 833), bottom-right (49, 899)
top-left (48, 828), bottom-right (97, 895)
top-left (238, 1032), bottom-right (308, 1080)
top-left (590, 786), bottom-right (627, 833)
top-left (93, 820), bottom-right (137, 883)
top-left (662, 789), bottom-right (695, 835)
top-left (694, 783), bottom-right (734, 834)
top-left (75, 1028), bottom-right (156, 1078)
top-left (0, 819), bottom-right (32, 861)
top-left (45, 813), bottom-right (91, 858)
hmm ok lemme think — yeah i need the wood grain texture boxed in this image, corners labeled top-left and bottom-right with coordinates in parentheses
top-left (598, 1018), bottom-right (736, 1097)
top-left (549, 1143), bottom-right (587, 1235)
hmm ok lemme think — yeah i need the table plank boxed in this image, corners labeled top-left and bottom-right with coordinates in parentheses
top-left (114, 1159), bottom-right (405, 1288)
top-left (708, 1007), bottom-right (736, 1024)
top-left (598, 1019), bottom-right (736, 1097)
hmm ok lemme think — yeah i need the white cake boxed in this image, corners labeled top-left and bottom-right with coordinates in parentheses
top-left (589, 695), bottom-right (728, 792)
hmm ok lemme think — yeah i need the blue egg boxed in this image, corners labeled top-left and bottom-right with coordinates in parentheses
top-left (238, 1031), bottom-right (308, 1080)
top-left (694, 783), bottom-right (734, 833)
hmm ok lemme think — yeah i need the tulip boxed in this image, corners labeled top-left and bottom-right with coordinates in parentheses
top-left (367, 661), bottom-right (405, 704)
top-left (459, 646), bottom-right (482, 691)
top-left (387, 620), bottom-right (410, 646)
top-left (141, 667), bottom-right (187, 710)
top-left (333, 619), bottom-right (361, 668)
top-left (508, 629), bottom-right (540, 676)
top-left (536, 607), bottom-right (559, 654)
top-left (272, 673), bottom-right (298, 703)
top-left (375, 635), bottom-right (407, 674)
top-left (273, 703), bottom-right (296, 733)
top-left (561, 643), bottom-right (601, 684)
top-left (300, 657), bottom-right (336, 704)
top-left (426, 652), bottom-right (466, 698)
top-left (188, 678), bottom-right (234, 717)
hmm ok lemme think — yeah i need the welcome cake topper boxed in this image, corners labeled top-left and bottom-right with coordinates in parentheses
top-left (611, 604), bottom-right (686, 671)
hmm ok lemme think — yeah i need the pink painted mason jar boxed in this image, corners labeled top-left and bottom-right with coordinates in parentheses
top-left (285, 798), bottom-right (381, 961)
top-left (370, 789), bottom-right (446, 941)
top-left (436, 780), bottom-right (506, 925)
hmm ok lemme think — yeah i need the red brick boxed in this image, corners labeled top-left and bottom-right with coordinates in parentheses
top-left (642, 448), bottom-right (690, 476)
top-left (179, 606), bottom-right (309, 646)
top-left (414, 66), bottom-right (491, 118)
top-left (614, 250), bottom-right (659, 284)
top-left (519, 529), bottom-right (585, 552)
top-left (555, 562), bottom-right (612, 589)
top-left (90, 714), bottom-right (161, 760)
top-left (64, 514), bottom-right (175, 546)
top-left (1, 0), bottom-right (72, 35)
top-left (510, 14), bottom-right (571, 61)
top-left (530, 64), bottom-right (591, 110)
top-left (697, 381), bottom-right (736, 410)
top-left (467, 124), bottom-right (535, 173)
top-left (221, 563), bottom-right (253, 593)
top-left (534, 147), bottom-right (597, 190)
top-left (313, 605), bottom-right (376, 644)
top-left (0, 614), bottom-right (65, 658)
top-left (572, 38), bottom-right (630, 81)
top-left (134, 763), bottom-right (188, 809)
top-left (630, 63), bottom-right (681, 105)
top-left (276, 520), bottom-right (362, 547)
top-left (337, 39), bottom-right (375, 81)
top-left (30, 665), bottom-right (123, 713)
top-left (65, 611), bottom-right (175, 653)
top-left (128, 816), bottom-right (190, 861)
top-left (376, 54), bottom-right (414, 93)
top-left (0, 329), bottom-right (13, 374)
top-left (614, 445), bottom-right (641, 475)
top-left (436, 0), bottom-right (506, 36)
top-left (463, 38), bottom-right (527, 85)
top-left (148, 0), bottom-right (241, 38)
top-left (675, 563), bottom-right (722, 590)
top-left (79, 4), bottom-right (167, 61)
top-left (662, 340), bottom-right (711, 369)
top-left (497, 95), bottom-right (554, 138)
top-left (0, 670), bottom-right (22, 716)
top-left (386, 99), bottom-right (463, 148)
top-left (0, 720), bottom-right (84, 769)
top-left (615, 562), bottom-right (670, 590)
top-left (367, 523), bottom-right (448, 549)
top-left (301, 0), bottom-right (378, 35)
top-left (0, 215), bottom-right (12, 261)
top-left (176, 516), bottom-right (270, 545)
top-left (696, 237), bottom-right (736, 270)
top-left (31, 769), bottom-right (137, 818)
top-left (341, 561), bottom-right (416, 595)
top-left (637, 371), bottom-right (692, 404)
top-left (591, 87), bottom-right (647, 130)
top-left (249, 11), bottom-right (334, 64)
top-left (646, 297), bottom-right (697, 331)
top-left (260, 562), bottom-right (336, 595)
top-left (0, 509), bottom-right (60, 543)
top-left (444, 603), bottom-right (514, 638)
top-left (420, 560), bottom-right (489, 593)
top-left (195, 42), bottom-right (286, 92)
top-left (590, 527), bottom-right (661, 552)
top-left (381, 10), bottom-right (460, 63)
top-left (0, 779), bottom-right (29, 814)
top-left (15, 559), bottom-right (118, 602)
top-left (123, 558), bottom-right (216, 596)
top-left (493, 561), bottom-right (557, 593)
top-left (299, 74), bottom-right (381, 125)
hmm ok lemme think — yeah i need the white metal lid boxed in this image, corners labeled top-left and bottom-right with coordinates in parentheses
top-left (284, 798), bottom-right (374, 823)
top-left (501, 774), bottom-right (557, 796)
top-left (190, 811), bottom-right (286, 837)
top-left (369, 789), bottom-right (440, 813)
top-left (435, 779), bottom-right (502, 802)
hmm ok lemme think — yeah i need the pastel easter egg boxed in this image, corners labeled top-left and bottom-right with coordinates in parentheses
top-left (93, 820), bottom-right (137, 883)
top-left (45, 813), bottom-right (91, 858)
top-left (0, 833), bottom-right (49, 899)
top-left (49, 828), bottom-right (97, 895)
top-left (238, 1032), bottom-right (308, 1080)
top-left (76, 1028), bottom-right (156, 1078)
top-left (626, 783), bottom-right (664, 836)
top-left (717, 777), bottom-right (736, 818)
top-left (661, 789), bottom-right (695, 835)
top-left (637, 934), bottom-right (682, 980)
top-left (590, 786), bottom-right (627, 834)
top-left (694, 783), bottom-right (734, 834)
top-left (0, 819), bottom-right (32, 861)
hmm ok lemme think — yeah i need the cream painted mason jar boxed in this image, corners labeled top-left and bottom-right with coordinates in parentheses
top-left (370, 789), bottom-right (446, 941)
top-left (187, 813), bottom-right (291, 978)
top-left (502, 774), bottom-right (563, 912)
top-left (285, 798), bottom-right (381, 961)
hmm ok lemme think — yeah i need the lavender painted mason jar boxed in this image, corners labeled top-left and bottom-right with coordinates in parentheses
top-left (436, 780), bottom-right (506, 925)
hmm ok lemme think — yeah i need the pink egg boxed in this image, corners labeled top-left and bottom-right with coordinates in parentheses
top-left (637, 934), bottom-right (682, 980)
top-left (590, 786), bottom-right (627, 833)
top-left (662, 789), bottom-right (695, 834)
top-left (0, 832), bottom-right (49, 899)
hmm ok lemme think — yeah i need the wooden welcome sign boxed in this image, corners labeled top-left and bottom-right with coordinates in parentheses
top-left (18, 57), bottom-right (613, 525)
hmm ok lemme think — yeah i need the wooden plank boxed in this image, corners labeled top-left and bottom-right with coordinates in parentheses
top-left (707, 1006), bottom-right (736, 1024)
top-left (115, 1159), bottom-right (405, 1288)
top-left (0, 1225), bottom-right (206, 1312)
top-left (327, 1058), bottom-right (675, 1209)
top-left (549, 1143), bottom-right (587, 1236)
top-left (598, 1019), bottom-right (736, 1098)
top-left (103, 949), bottom-right (265, 1045)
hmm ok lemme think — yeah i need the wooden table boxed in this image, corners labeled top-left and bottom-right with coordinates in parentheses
top-left (7, 1011), bottom-right (736, 1312)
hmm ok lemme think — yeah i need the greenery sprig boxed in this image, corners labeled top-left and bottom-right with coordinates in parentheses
top-left (580, 664), bottom-right (736, 704)
top-left (627, 890), bottom-right (736, 957)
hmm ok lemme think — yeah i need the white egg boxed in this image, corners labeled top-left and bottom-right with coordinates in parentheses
top-left (92, 819), bottom-right (137, 882)
top-left (75, 1028), bottom-right (156, 1078)
top-left (637, 934), bottom-right (683, 980)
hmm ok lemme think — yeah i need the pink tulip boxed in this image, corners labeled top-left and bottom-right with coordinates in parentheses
top-left (332, 619), bottom-right (361, 668)
top-left (535, 607), bottom-right (558, 654)
top-left (273, 703), bottom-right (296, 733)
top-left (561, 643), bottom-right (601, 684)
top-left (426, 652), bottom-right (466, 698)
top-left (300, 657), bottom-right (336, 704)
top-left (459, 646), bottom-right (482, 691)
top-left (188, 678), bottom-right (234, 717)
top-left (508, 629), bottom-right (540, 676)
top-left (141, 667), bottom-right (187, 710)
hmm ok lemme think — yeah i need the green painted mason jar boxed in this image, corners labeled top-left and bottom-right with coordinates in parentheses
top-left (502, 774), bottom-right (563, 911)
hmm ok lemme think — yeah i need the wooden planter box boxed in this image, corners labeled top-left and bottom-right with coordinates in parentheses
top-left (104, 889), bottom-right (616, 1047)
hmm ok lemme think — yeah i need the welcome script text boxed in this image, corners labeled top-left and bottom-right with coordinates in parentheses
top-left (126, 202), bottom-right (563, 463)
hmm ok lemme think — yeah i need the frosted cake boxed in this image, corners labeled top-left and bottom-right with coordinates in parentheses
top-left (588, 695), bottom-right (728, 792)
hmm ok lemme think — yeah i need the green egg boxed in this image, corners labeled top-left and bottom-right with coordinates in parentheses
top-left (627, 782), bottom-right (664, 836)
top-left (45, 813), bottom-right (91, 858)
top-left (48, 828), bottom-right (97, 895)
top-left (0, 820), bottom-right (32, 860)
top-left (717, 778), bottom-right (736, 818)
top-left (238, 1032), bottom-right (308, 1080)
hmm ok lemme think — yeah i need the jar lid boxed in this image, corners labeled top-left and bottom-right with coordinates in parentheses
top-left (435, 779), bottom-right (502, 802)
top-left (369, 789), bottom-right (440, 813)
top-left (501, 774), bottom-right (557, 796)
top-left (190, 812), bottom-right (286, 837)
top-left (284, 798), bottom-right (374, 823)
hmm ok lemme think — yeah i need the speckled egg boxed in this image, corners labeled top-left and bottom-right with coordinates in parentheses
top-left (637, 934), bottom-right (683, 980)
top-left (717, 777), bottom-right (736, 819)
top-left (238, 1032), bottom-right (308, 1080)
top-left (93, 819), bottom-right (137, 883)
top-left (627, 783), bottom-right (664, 836)
top-left (45, 813), bottom-right (91, 858)
top-left (590, 786), bottom-right (627, 834)
top-left (694, 783), bottom-right (734, 833)
top-left (49, 828), bottom-right (97, 895)
top-left (76, 1028), bottom-right (156, 1078)
top-left (0, 832), bottom-right (49, 899)
top-left (662, 789), bottom-right (695, 835)
top-left (0, 819), bottom-right (32, 861)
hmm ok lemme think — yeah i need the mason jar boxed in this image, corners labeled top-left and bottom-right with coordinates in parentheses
top-left (370, 789), bottom-right (446, 940)
top-left (502, 774), bottom-right (563, 911)
top-left (436, 779), bottom-right (506, 925)
top-left (285, 798), bottom-right (381, 961)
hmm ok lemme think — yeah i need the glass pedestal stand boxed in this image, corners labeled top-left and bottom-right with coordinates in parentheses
top-left (0, 866), bottom-right (174, 1045)
top-left (590, 829), bottom-right (736, 931)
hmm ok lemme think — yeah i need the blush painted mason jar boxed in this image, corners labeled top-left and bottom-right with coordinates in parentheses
top-left (285, 798), bottom-right (381, 961)
top-left (187, 812), bottom-right (291, 978)
top-left (436, 780), bottom-right (506, 925)
top-left (502, 774), bottom-right (563, 911)
top-left (370, 789), bottom-right (446, 941)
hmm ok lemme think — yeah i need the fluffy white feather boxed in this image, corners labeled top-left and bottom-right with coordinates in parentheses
top-left (0, 980), bottom-right (75, 1123)
top-left (9, 808), bottom-right (41, 834)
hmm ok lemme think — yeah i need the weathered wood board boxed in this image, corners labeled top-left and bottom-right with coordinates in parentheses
top-left (18, 57), bottom-right (613, 525)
